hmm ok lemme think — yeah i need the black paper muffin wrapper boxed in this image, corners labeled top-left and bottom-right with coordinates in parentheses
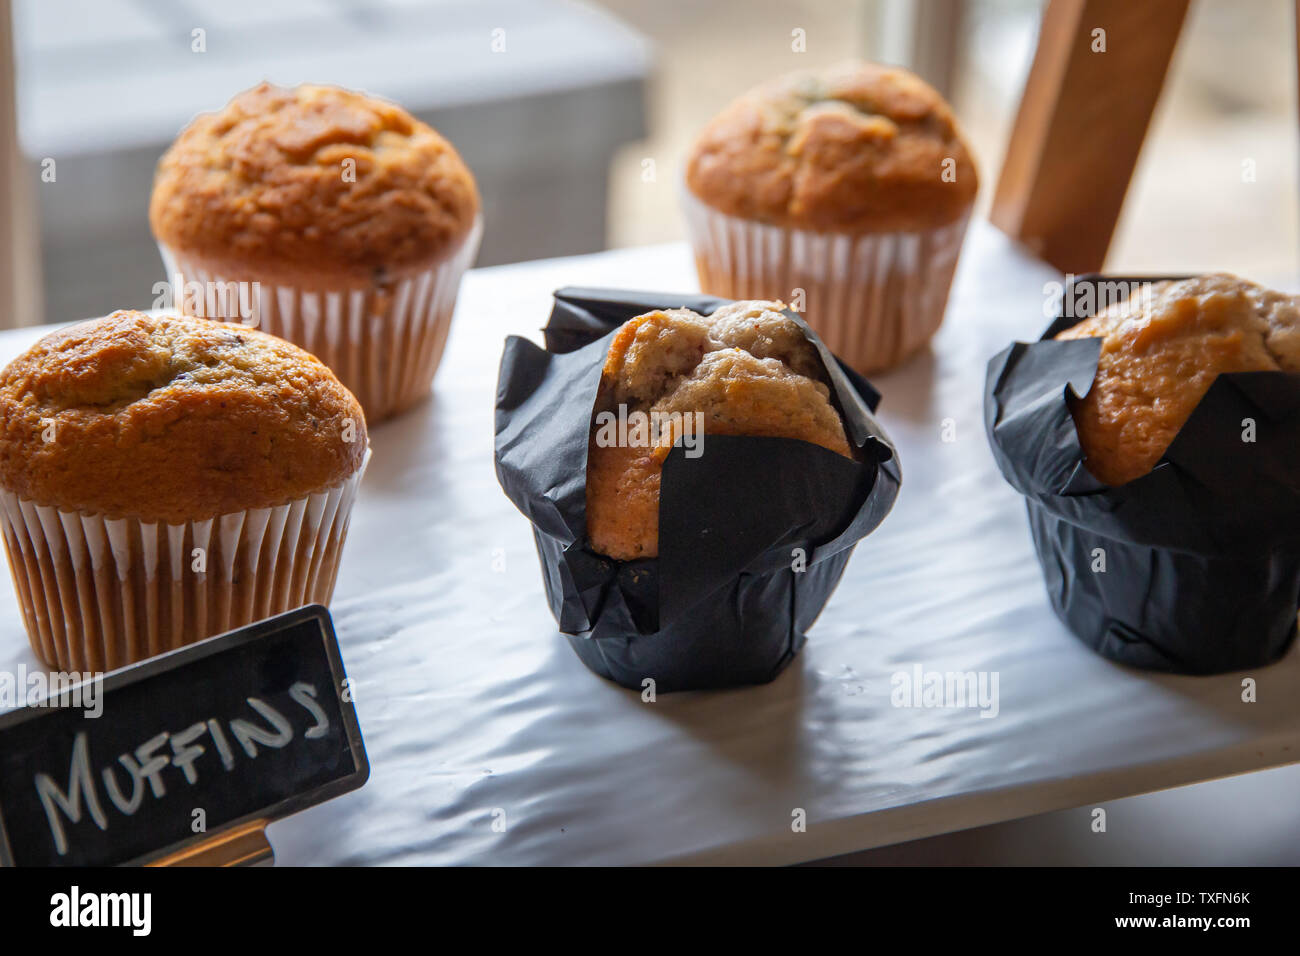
top-left (496, 288), bottom-right (901, 692)
top-left (985, 274), bottom-right (1300, 674)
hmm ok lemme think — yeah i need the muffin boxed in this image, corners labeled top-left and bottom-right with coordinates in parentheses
top-left (586, 300), bottom-right (853, 559)
top-left (682, 61), bottom-right (977, 375)
top-left (986, 273), bottom-right (1300, 674)
top-left (150, 82), bottom-right (481, 422)
top-left (1057, 274), bottom-right (1300, 484)
top-left (0, 311), bottom-right (369, 672)
top-left (497, 288), bottom-right (900, 691)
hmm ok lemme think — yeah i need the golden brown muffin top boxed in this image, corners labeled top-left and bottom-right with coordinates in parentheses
top-left (586, 301), bottom-right (852, 560)
top-left (1057, 274), bottom-right (1300, 485)
top-left (0, 311), bottom-right (368, 522)
top-left (150, 83), bottom-right (480, 282)
top-left (685, 61), bottom-right (978, 234)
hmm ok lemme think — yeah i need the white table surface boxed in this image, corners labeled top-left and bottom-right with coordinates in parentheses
top-left (1, 222), bottom-right (1297, 866)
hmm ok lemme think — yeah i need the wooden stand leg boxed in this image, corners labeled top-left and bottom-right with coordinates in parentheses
top-left (991, 0), bottom-right (1189, 273)
top-left (146, 820), bottom-right (274, 867)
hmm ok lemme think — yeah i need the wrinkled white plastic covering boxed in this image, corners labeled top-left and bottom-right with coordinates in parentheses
top-left (1, 224), bottom-right (1295, 866)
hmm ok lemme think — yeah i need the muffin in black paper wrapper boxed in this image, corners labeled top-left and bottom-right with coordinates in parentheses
top-left (495, 288), bottom-right (901, 692)
top-left (985, 274), bottom-right (1300, 674)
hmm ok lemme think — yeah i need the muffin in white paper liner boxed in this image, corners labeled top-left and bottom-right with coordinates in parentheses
top-left (157, 216), bottom-right (482, 422)
top-left (680, 186), bottom-right (968, 375)
top-left (0, 456), bottom-right (367, 673)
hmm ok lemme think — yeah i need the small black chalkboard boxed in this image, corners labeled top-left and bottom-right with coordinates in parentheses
top-left (0, 605), bottom-right (368, 866)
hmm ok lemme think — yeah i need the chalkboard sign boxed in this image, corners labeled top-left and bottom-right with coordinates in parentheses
top-left (0, 605), bottom-right (368, 866)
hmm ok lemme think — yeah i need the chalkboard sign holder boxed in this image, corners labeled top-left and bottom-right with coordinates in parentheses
top-left (0, 604), bottom-right (368, 867)
top-left (146, 819), bottom-right (274, 867)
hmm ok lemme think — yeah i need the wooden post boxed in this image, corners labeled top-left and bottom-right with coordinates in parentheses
top-left (0, 0), bottom-right (18, 327)
top-left (990, 0), bottom-right (1189, 273)
top-left (868, 0), bottom-right (967, 99)
top-left (907, 0), bottom-right (966, 100)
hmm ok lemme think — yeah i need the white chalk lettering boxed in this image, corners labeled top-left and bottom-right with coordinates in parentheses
top-left (35, 734), bottom-right (107, 857)
top-left (229, 698), bottom-right (293, 758)
top-left (290, 682), bottom-right (330, 739)
top-left (31, 688), bottom-right (331, 858)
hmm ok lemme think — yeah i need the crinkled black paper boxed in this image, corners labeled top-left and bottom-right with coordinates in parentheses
top-left (985, 274), bottom-right (1300, 673)
top-left (496, 288), bottom-right (900, 691)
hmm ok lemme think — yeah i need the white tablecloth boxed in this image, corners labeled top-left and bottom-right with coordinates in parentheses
top-left (2, 222), bottom-right (1296, 865)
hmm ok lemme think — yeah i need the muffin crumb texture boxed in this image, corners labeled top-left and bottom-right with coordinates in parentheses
top-left (1057, 273), bottom-right (1300, 485)
top-left (0, 310), bottom-right (368, 522)
top-left (586, 301), bottom-right (852, 560)
top-left (150, 83), bottom-right (480, 279)
top-left (685, 61), bottom-right (977, 233)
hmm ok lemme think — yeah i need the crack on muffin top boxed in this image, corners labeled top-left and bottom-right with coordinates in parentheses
top-left (150, 83), bottom-right (480, 278)
top-left (26, 327), bottom-right (278, 413)
top-left (595, 300), bottom-right (839, 426)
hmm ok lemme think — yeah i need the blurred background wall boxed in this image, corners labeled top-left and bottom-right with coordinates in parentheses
top-left (6, 0), bottom-right (651, 325)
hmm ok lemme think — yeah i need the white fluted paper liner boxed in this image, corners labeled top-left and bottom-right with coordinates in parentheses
top-left (680, 187), bottom-right (970, 374)
top-left (158, 215), bottom-right (482, 423)
top-left (0, 455), bottom-right (368, 672)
